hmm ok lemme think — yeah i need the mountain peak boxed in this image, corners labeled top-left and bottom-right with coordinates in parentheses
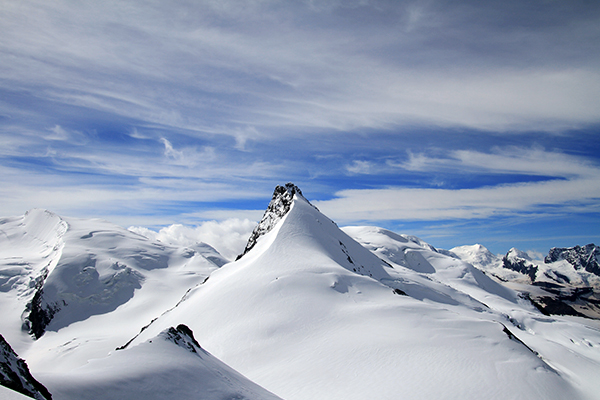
top-left (502, 248), bottom-right (538, 282)
top-left (236, 183), bottom-right (316, 260)
top-left (545, 244), bottom-right (600, 276)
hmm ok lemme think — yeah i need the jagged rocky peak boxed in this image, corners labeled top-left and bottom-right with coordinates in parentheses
top-left (545, 244), bottom-right (600, 276)
top-left (0, 335), bottom-right (52, 400)
top-left (237, 183), bottom-right (315, 260)
top-left (502, 248), bottom-right (538, 282)
top-left (161, 324), bottom-right (203, 354)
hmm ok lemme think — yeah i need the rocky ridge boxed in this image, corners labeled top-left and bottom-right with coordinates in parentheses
top-left (0, 335), bottom-right (52, 400)
top-left (545, 244), bottom-right (600, 276)
top-left (452, 243), bottom-right (600, 319)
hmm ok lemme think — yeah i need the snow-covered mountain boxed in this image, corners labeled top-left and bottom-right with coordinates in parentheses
top-left (38, 324), bottom-right (282, 400)
top-left (1, 184), bottom-right (599, 399)
top-left (0, 209), bottom-right (281, 399)
top-left (0, 209), bottom-right (220, 346)
top-left (451, 243), bottom-right (600, 319)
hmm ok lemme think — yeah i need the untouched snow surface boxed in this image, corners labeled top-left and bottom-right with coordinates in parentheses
top-left (121, 195), bottom-right (598, 400)
top-left (37, 325), bottom-right (282, 400)
top-left (1, 192), bottom-right (600, 399)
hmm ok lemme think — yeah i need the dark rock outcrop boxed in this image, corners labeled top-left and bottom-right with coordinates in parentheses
top-left (0, 334), bottom-right (52, 400)
top-left (162, 324), bottom-right (203, 354)
top-left (502, 249), bottom-right (538, 282)
top-left (21, 268), bottom-right (60, 340)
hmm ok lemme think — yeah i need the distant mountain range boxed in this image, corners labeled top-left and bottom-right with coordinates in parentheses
top-left (0, 184), bottom-right (599, 399)
top-left (451, 242), bottom-right (600, 319)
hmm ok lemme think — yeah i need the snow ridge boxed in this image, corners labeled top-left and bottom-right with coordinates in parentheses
top-left (237, 182), bottom-right (316, 259)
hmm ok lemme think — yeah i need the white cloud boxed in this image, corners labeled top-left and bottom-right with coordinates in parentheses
top-left (394, 147), bottom-right (597, 178)
top-left (346, 160), bottom-right (372, 174)
top-left (160, 138), bottom-right (217, 167)
top-left (130, 218), bottom-right (257, 261)
top-left (1, 1), bottom-right (599, 138)
top-left (1, 1), bottom-right (599, 241)
top-left (316, 177), bottom-right (600, 222)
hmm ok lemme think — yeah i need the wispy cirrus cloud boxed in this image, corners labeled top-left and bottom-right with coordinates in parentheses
top-left (397, 147), bottom-right (597, 178)
top-left (317, 178), bottom-right (600, 222)
top-left (317, 147), bottom-right (600, 222)
top-left (1, 0), bottom-right (599, 253)
top-left (1, 0), bottom-right (599, 139)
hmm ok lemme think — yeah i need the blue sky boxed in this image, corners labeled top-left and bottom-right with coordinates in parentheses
top-left (1, 0), bottom-right (599, 255)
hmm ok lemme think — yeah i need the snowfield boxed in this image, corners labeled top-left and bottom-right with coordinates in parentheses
top-left (1, 184), bottom-right (599, 399)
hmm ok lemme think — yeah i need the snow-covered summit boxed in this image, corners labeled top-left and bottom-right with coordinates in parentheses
top-left (502, 247), bottom-right (539, 282)
top-left (450, 244), bottom-right (498, 268)
top-left (237, 182), bottom-right (316, 259)
top-left (113, 185), bottom-right (594, 400)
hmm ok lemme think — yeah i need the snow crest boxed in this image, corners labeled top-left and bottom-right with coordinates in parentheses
top-left (237, 183), bottom-right (315, 259)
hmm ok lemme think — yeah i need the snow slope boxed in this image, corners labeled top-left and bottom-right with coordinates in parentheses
top-left (1, 187), bottom-right (600, 400)
top-left (37, 325), bottom-right (282, 400)
top-left (0, 209), bottom-right (220, 369)
top-left (344, 229), bottom-right (600, 399)
top-left (452, 244), bottom-right (600, 318)
top-left (119, 187), bottom-right (597, 400)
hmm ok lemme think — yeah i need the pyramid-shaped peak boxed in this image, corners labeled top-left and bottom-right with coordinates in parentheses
top-left (236, 183), bottom-right (315, 260)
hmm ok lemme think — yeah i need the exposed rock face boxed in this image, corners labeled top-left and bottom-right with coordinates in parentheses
top-left (162, 324), bottom-right (203, 354)
top-left (545, 244), bottom-right (600, 276)
top-left (237, 183), bottom-right (315, 260)
top-left (22, 258), bottom-right (144, 339)
top-left (0, 334), bottom-right (52, 400)
top-left (22, 285), bottom-right (61, 340)
top-left (502, 248), bottom-right (538, 282)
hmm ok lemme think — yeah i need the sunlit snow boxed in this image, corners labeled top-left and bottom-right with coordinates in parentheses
top-left (1, 187), bottom-right (599, 399)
